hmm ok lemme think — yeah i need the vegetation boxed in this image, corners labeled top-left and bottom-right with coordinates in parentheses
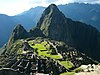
top-left (29, 40), bottom-right (61, 59)
top-left (58, 60), bottom-right (73, 69)
top-left (73, 67), bottom-right (83, 73)
top-left (60, 72), bottom-right (75, 75)
top-left (60, 67), bottom-right (83, 75)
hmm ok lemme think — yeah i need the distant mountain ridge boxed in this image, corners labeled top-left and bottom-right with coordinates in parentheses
top-left (13, 6), bottom-right (45, 30)
top-left (0, 3), bottom-right (100, 47)
top-left (58, 3), bottom-right (100, 31)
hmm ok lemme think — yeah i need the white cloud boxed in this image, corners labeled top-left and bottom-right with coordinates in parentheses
top-left (0, 0), bottom-right (31, 16)
top-left (28, 0), bottom-right (74, 7)
top-left (28, 0), bottom-right (51, 7)
top-left (28, 0), bottom-right (100, 7)
top-left (70, 0), bottom-right (100, 4)
top-left (0, 0), bottom-right (100, 16)
top-left (56, 0), bottom-right (74, 5)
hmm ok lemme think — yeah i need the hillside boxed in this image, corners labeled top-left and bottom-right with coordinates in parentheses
top-left (0, 4), bottom-right (100, 75)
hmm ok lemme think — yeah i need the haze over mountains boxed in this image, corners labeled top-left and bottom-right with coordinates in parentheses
top-left (0, 3), bottom-right (100, 47)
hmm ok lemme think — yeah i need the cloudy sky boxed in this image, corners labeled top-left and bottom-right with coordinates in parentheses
top-left (0, 0), bottom-right (100, 16)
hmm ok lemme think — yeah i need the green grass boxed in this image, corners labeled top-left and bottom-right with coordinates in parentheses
top-left (41, 41), bottom-right (47, 45)
top-left (50, 55), bottom-right (61, 59)
top-left (32, 44), bottom-right (46, 50)
top-left (60, 72), bottom-right (75, 75)
top-left (58, 60), bottom-right (73, 69)
top-left (29, 40), bottom-right (61, 59)
top-left (31, 44), bottom-right (61, 59)
top-left (73, 67), bottom-right (83, 73)
top-left (41, 41), bottom-right (50, 49)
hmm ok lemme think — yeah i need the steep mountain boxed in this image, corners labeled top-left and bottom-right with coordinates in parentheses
top-left (36, 4), bottom-right (100, 61)
top-left (7, 24), bottom-right (28, 48)
top-left (0, 14), bottom-right (16, 47)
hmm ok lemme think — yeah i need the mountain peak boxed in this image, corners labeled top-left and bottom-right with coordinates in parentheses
top-left (13, 24), bottom-right (26, 33)
top-left (44, 4), bottom-right (59, 14)
top-left (37, 4), bottom-right (66, 30)
top-left (48, 4), bottom-right (58, 9)
top-left (37, 4), bottom-right (60, 20)
top-left (7, 24), bottom-right (28, 48)
top-left (12, 24), bottom-right (28, 40)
